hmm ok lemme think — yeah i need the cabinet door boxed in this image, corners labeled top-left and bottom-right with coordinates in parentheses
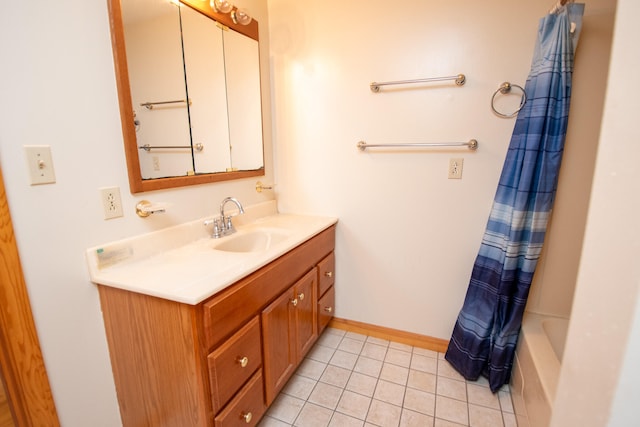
top-left (262, 288), bottom-right (296, 405)
top-left (294, 269), bottom-right (318, 361)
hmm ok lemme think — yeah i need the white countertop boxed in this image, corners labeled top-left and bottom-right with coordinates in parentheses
top-left (86, 201), bottom-right (337, 305)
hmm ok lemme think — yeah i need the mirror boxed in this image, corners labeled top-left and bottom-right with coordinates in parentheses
top-left (107, 0), bottom-right (265, 193)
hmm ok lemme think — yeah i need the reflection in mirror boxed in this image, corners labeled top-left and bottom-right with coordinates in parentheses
top-left (123, 0), bottom-right (194, 178)
top-left (108, 0), bottom-right (265, 193)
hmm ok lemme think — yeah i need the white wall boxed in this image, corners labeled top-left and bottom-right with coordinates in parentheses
top-left (268, 0), bottom-right (613, 339)
top-left (0, 0), bottom-right (273, 425)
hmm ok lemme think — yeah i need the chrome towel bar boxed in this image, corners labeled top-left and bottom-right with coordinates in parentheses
top-left (139, 143), bottom-right (204, 152)
top-left (140, 99), bottom-right (191, 110)
top-left (357, 140), bottom-right (478, 151)
top-left (370, 74), bottom-right (466, 92)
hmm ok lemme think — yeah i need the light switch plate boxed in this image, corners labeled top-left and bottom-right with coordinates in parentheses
top-left (24, 145), bottom-right (56, 185)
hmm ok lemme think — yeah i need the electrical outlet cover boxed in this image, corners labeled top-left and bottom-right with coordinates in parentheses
top-left (100, 187), bottom-right (124, 219)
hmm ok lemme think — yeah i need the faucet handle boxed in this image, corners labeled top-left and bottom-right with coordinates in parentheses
top-left (204, 218), bottom-right (223, 238)
top-left (224, 216), bottom-right (236, 233)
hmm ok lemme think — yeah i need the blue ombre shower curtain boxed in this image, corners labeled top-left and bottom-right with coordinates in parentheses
top-left (445, 3), bottom-right (584, 393)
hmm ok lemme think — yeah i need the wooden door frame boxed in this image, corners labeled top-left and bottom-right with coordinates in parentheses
top-left (0, 167), bottom-right (59, 426)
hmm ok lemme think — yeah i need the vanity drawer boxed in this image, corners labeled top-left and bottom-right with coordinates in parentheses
top-left (318, 285), bottom-right (335, 334)
top-left (208, 316), bottom-right (262, 413)
top-left (214, 370), bottom-right (266, 427)
top-left (317, 252), bottom-right (335, 297)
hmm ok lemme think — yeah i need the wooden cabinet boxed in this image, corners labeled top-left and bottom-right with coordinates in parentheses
top-left (262, 269), bottom-right (318, 405)
top-left (98, 225), bottom-right (335, 427)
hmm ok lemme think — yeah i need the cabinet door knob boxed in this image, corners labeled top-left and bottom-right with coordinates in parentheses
top-left (237, 356), bottom-right (249, 368)
top-left (324, 306), bottom-right (333, 313)
top-left (242, 411), bottom-right (253, 423)
top-left (298, 292), bottom-right (305, 301)
top-left (290, 298), bottom-right (298, 307)
top-left (325, 271), bottom-right (333, 278)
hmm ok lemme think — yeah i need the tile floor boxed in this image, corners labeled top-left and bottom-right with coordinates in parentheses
top-left (258, 328), bottom-right (517, 427)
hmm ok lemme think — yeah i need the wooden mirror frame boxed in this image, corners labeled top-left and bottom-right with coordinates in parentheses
top-left (107, 0), bottom-right (265, 193)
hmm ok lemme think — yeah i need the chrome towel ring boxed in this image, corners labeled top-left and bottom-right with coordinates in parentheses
top-left (491, 82), bottom-right (526, 118)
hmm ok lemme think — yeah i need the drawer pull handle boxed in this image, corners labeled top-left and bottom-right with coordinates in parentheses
top-left (325, 271), bottom-right (333, 278)
top-left (298, 292), bottom-right (305, 301)
top-left (291, 298), bottom-right (298, 307)
top-left (237, 356), bottom-right (249, 368)
top-left (324, 306), bottom-right (333, 313)
top-left (242, 411), bottom-right (253, 423)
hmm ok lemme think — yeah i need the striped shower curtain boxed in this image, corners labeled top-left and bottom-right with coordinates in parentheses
top-left (445, 3), bottom-right (585, 393)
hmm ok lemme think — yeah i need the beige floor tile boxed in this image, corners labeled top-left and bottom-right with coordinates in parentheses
top-left (407, 369), bottom-right (437, 394)
top-left (385, 348), bottom-right (412, 368)
top-left (366, 336), bottom-right (390, 347)
top-left (468, 403), bottom-right (504, 427)
top-left (410, 354), bottom-right (438, 374)
top-left (308, 382), bottom-right (343, 410)
top-left (379, 362), bottom-right (409, 386)
top-left (403, 387), bottom-right (436, 416)
top-left (320, 365), bottom-right (352, 389)
top-left (345, 372), bottom-right (378, 397)
top-left (266, 329), bottom-right (516, 427)
top-left (373, 379), bottom-right (406, 406)
top-left (294, 402), bottom-right (333, 427)
top-left (329, 412), bottom-right (365, 427)
top-left (339, 338), bottom-right (365, 355)
top-left (330, 350), bottom-right (359, 370)
top-left (503, 412), bottom-right (518, 427)
top-left (435, 395), bottom-right (469, 425)
top-left (437, 360), bottom-right (466, 381)
top-left (366, 399), bottom-right (402, 427)
top-left (389, 341), bottom-right (413, 352)
top-left (267, 394), bottom-right (305, 424)
top-left (467, 383), bottom-right (500, 409)
top-left (336, 390), bottom-right (372, 420)
top-left (318, 332), bottom-right (344, 349)
top-left (345, 331), bottom-right (367, 342)
top-left (361, 342), bottom-right (387, 361)
top-left (282, 374), bottom-right (317, 400)
top-left (308, 344), bottom-right (337, 363)
top-left (413, 347), bottom-right (438, 358)
top-left (354, 356), bottom-right (383, 378)
top-left (297, 358), bottom-right (327, 380)
top-left (498, 390), bottom-right (514, 413)
top-left (434, 418), bottom-right (467, 427)
top-left (436, 377), bottom-right (467, 401)
top-left (258, 415), bottom-right (291, 427)
top-left (400, 408), bottom-right (435, 427)
top-left (326, 328), bottom-right (346, 337)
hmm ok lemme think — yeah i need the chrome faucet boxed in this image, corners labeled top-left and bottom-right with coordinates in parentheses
top-left (205, 197), bottom-right (245, 238)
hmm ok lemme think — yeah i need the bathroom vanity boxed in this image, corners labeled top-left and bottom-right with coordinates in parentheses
top-left (86, 202), bottom-right (337, 426)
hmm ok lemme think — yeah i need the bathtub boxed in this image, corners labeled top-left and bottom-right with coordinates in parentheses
top-left (511, 313), bottom-right (569, 427)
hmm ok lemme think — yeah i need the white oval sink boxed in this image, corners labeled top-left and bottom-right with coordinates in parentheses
top-left (213, 230), bottom-right (289, 253)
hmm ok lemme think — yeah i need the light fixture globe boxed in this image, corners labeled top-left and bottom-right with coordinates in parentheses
top-left (231, 8), bottom-right (252, 25)
top-left (210, 0), bottom-right (233, 13)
